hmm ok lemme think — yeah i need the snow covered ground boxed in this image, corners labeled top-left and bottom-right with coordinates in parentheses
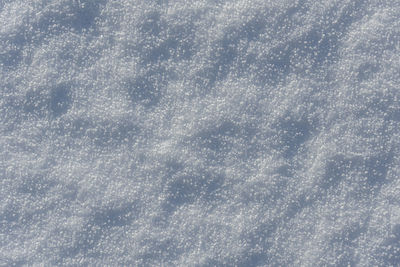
top-left (1, 0), bottom-right (400, 265)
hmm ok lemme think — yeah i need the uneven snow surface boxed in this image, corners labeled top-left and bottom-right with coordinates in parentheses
top-left (1, 0), bottom-right (400, 266)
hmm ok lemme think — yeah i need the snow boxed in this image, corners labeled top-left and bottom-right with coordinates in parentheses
top-left (1, 0), bottom-right (400, 265)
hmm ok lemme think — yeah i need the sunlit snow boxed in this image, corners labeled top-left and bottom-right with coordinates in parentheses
top-left (1, 0), bottom-right (400, 266)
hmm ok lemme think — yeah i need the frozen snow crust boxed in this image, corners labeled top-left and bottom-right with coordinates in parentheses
top-left (1, 0), bottom-right (400, 265)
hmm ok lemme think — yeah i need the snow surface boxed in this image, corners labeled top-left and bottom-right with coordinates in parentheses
top-left (1, 0), bottom-right (400, 266)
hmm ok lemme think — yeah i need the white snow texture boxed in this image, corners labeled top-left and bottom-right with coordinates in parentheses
top-left (1, 0), bottom-right (400, 266)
